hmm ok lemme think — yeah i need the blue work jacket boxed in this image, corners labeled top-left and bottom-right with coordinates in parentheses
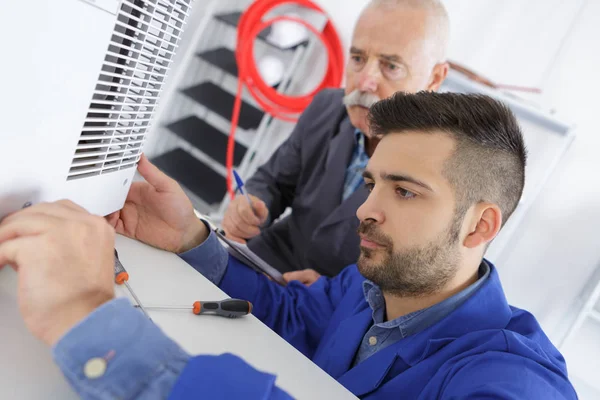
top-left (169, 257), bottom-right (576, 399)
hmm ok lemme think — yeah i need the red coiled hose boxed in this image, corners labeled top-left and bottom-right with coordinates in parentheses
top-left (227, 0), bottom-right (345, 197)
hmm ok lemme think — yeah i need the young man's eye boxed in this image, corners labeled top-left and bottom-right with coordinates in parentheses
top-left (364, 182), bottom-right (375, 192)
top-left (396, 187), bottom-right (416, 199)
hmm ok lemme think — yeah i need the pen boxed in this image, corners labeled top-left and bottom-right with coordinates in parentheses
top-left (233, 170), bottom-right (256, 216)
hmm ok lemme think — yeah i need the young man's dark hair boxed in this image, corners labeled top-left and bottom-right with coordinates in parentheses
top-left (368, 91), bottom-right (527, 227)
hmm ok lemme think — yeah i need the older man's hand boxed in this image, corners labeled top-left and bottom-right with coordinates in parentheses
top-left (0, 200), bottom-right (115, 346)
top-left (283, 269), bottom-right (322, 286)
top-left (222, 195), bottom-right (269, 244)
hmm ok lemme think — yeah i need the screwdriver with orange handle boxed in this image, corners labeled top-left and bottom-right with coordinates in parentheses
top-left (134, 299), bottom-right (253, 318)
top-left (114, 249), bottom-right (152, 320)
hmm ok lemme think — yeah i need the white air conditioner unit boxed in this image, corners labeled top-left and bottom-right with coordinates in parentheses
top-left (0, 0), bottom-right (192, 219)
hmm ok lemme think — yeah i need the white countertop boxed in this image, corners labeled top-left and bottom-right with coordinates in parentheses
top-left (0, 234), bottom-right (356, 399)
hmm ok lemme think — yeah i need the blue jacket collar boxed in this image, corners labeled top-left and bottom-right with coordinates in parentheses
top-left (324, 261), bottom-right (512, 397)
top-left (392, 261), bottom-right (511, 366)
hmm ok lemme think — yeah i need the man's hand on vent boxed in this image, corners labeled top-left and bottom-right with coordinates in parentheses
top-left (106, 154), bottom-right (208, 254)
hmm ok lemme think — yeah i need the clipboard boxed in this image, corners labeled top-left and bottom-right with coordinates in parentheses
top-left (214, 229), bottom-right (287, 286)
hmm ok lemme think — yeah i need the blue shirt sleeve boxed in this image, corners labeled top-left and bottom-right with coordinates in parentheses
top-left (168, 354), bottom-right (292, 400)
top-left (177, 225), bottom-right (356, 359)
top-left (219, 258), bottom-right (356, 358)
top-left (53, 297), bottom-right (294, 400)
top-left (51, 228), bottom-right (301, 400)
top-left (53, 298), bottom-right (190, 400)
top-left (178, 225), bottom-right (229, 285)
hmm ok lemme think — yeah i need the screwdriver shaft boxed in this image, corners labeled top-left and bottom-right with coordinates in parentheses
top-left (135, 305), bottom-right (190, 311)
top-left (125, 281), bottom-right (152, 321)
top-left (115, 249), bottom-right (152, 321)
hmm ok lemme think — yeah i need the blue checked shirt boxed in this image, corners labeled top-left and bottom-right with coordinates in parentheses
top-left (342, 130), bottom-right (370, 201)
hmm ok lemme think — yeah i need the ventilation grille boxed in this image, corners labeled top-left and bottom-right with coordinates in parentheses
top-left (68, 0), bottom-right (191, 180)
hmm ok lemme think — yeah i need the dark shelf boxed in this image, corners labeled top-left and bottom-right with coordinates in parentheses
top-left (196, 47), bottom-right (282, 89)
top-left (214, 12), bottom-right (308, 51)
top-left (152, 148), bottom-right (227, 205)
top-left (197, 47), bottom-right (238, 76)
top-left (166, 115), bottom-right (248, 166)
top-left (181, 82), bottom-right (264, 131)
top-left (215, 12), bottom-right (271, 40)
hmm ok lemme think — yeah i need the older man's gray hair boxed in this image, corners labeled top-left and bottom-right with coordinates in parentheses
top-left (368, 0), bottom-right (450, 62)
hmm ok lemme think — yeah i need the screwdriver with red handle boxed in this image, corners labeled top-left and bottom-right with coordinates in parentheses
top-left (134, 299), bottom-right (253, 318)
top-left (114, 249), bottom-right (152, 320)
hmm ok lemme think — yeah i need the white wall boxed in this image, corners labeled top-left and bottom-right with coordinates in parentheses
top-left (499, 0), bottom-right (600, 394)
top-left (502, 0), bottom-right (600, 337)
top-left (315, 0), bottom-right (600, 394)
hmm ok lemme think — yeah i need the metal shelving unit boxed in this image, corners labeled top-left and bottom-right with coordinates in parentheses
top-left (146, 0), bottom-right (322, 216)
top-left (165, 115), bottom-right (248, 165)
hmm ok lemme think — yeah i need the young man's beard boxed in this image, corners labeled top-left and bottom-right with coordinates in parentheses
top-left (357, 218), bottom-right (462, 297)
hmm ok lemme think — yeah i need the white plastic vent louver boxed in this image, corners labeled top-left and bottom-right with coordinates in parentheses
top-left (68, 0), bottom-right (191, 180)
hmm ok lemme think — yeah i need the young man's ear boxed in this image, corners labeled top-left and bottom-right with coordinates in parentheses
top-left (463, 203), bottom-right (502, 249)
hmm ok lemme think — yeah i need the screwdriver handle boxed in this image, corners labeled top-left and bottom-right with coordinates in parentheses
top-left (113, 249), bottom-right (129, 284)
top-left (193, 299), bottom-right (252, 318)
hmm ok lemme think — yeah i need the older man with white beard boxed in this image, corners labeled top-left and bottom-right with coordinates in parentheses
top-left (222, 0), bottom-right (450, 282)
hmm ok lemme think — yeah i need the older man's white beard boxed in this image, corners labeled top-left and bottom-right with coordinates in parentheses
top-left (342, 90), bottom-right (381, 109)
